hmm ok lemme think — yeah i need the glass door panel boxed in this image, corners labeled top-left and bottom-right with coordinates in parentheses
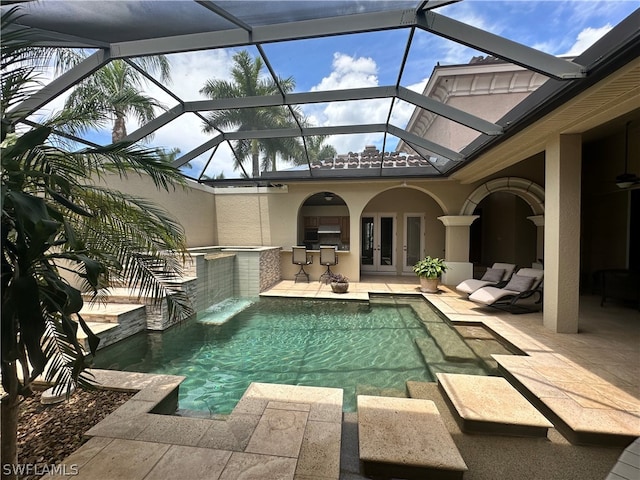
top-left (378, 215), bottom-right (396, 272)
top-left (360, 213), bottom-right (396, 272)
top-left (404, 214), bottom-right (424, 272)
top-left (361, 216), bottom-right (374, 269)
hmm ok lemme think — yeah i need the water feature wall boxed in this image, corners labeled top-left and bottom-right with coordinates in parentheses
top-left (186, 246), bottom-right (282, 312)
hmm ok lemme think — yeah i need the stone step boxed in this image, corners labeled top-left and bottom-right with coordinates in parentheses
top-left (422, 323), bottom-right (479, 363)
top-left (78, 303), bottom-right (148, 350)
top-left (436, 373), bottom-right (553, 437)
top-left (79, 302), bottom-right (146, 324)
top-left (78, 322), bottom-right (119, 351)
top-left (87, 277), bottom-right (197, 304)
top-left (230, 383), bottom-right (343, 479)
top-left (357, 395), bottom-right (468, 480)
top-left (495, 355), bottom-right (640, 446)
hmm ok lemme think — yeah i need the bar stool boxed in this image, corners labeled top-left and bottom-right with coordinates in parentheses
top-left (319, 245), bottom-right (338, 284)
top-left (292, 246), bottom-right (313, 282)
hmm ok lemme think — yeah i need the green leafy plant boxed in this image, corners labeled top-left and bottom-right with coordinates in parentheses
top-left (1, 7), bottom-right (192, 477)
top-left (412, 256), bottom-right (447, 279)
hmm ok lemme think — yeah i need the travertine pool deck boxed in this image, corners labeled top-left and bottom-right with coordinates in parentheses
top-left (45, 276), bottom-right (639, 479)
top-left (45, 374), bottom-right (343, 479)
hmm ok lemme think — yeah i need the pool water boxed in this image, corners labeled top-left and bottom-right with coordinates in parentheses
top-left (92, 296), bottom-right (510, 414)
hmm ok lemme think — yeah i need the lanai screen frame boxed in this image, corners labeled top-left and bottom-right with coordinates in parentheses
top-left (5, 1), bottom-right (636, 187)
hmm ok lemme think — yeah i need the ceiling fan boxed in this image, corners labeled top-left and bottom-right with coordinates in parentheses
top-left (616, 120), bottom-right (639, 189)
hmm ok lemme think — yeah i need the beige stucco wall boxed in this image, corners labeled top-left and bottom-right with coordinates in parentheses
top-left (101, 173), bottom-right (217, 248)
top-left (212, 179), bottom-right (480, 281)
top-left (97, 154), bottom-right (548, 283)
top-left (444, 93), bottom-right (531, 151)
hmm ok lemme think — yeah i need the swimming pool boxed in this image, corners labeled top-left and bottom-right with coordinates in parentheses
top-left (92, 295), bottom-right (512, 414)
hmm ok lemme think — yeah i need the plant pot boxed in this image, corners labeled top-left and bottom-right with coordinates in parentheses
top-left (331, 282), bottom-right (349, 293)
top-left (419, 277), bottom-right (440, 293)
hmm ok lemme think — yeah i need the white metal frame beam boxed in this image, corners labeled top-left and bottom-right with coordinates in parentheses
top-left (7, 49), bottom-right (111, 119)
top-left (173, 121), bottom-right (463, 170)
top-left (107, 8), bottom-right (585, 80)
top-left (123, 86), bottom-right (502, 144)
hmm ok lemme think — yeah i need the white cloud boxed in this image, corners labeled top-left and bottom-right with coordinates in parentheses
top-left (311, 52), bottom-right (378, 92)
top-left (305, 53), bottom-right (425, 155)
top-left (144, 50), bottom-right (240, 178)
top-left (562, 24), bottom-right (613, 57)
top-left (163, 49), bottom-right (235, 101)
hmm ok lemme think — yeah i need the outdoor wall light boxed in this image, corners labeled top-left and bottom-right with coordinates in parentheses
top-left (324, 192), bottom-right (334, 201)
top-left (616, 120), bottom-right (639, 189)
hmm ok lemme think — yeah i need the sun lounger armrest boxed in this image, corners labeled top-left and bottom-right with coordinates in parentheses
top-left (506, 285), bottom-right (543, 305)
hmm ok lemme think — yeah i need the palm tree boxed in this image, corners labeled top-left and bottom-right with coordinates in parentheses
top-left (304, 135), bottom-right (337, 164)
top-left (200, 50), bottom-right (301, 177)
top-left (1, 8), bottom-right (191, 478)
top-left (63, 56), bottom-right (170, 143)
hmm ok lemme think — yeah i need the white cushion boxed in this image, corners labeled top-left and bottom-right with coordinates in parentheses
top-left (469, 286), bottom-right (520, 305)
top-left (456, 279), bottom-right (493, 295)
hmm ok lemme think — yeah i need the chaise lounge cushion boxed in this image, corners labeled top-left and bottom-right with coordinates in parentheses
top-left (468, 285), bottom-right (519, 305)
top-left (455, 263), bottom-right (516, 295)
top-left (468, 268), bottom-right (544, 306)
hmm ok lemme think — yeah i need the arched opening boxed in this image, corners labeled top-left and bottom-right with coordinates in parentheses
top-left (470, 192), bottom-right (537, 268)
top-left (360, 187), bottom-right (445, 276)
top-left (298, 192), bottom-right (350, 250)
top-left (463, 177), bottom-right (544, 274)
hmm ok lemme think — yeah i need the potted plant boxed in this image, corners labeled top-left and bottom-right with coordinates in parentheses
top-left (329, 273), bottom-right (349, 293)
top-left (413, 256), bottom-right (447, 293)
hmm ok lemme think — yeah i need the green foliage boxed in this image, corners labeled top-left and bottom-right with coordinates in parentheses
top-left (1, 6), bottom-right (193, 403)
top-left (199, 50), bottom-right (302, 175)
top-left (412, 256), bottom-right (448, 279)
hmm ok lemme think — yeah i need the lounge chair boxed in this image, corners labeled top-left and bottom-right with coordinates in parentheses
top-left (468, 268), bottom-right (544, 313)
top-left (456, 263), bottom-right (517, 295)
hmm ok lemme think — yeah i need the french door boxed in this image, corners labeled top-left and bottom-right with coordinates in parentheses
top-left (403, 213), bottom-right (425, 273)
top-left (361, 213), bottom-right (396, 272)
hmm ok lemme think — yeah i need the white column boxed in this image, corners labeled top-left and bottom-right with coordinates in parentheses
top-left (437, 215), bottom-right (479, 286)
top-left (527, 215), bottom-right (544, 268)
top-left (544, 134), bottom-right (581, 333)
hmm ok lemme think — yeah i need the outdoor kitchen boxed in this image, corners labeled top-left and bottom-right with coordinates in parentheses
top-left (300, 192), bottom-right (350, 251)
top-left (303, 216), bottom-right (350, 251)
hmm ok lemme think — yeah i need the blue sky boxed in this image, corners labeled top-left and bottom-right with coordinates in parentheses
top-left (38, 1), bottom-right (638, 179)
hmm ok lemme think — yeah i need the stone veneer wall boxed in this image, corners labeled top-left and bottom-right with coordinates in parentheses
top-left (260, 247), bottom-right (282, 292)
